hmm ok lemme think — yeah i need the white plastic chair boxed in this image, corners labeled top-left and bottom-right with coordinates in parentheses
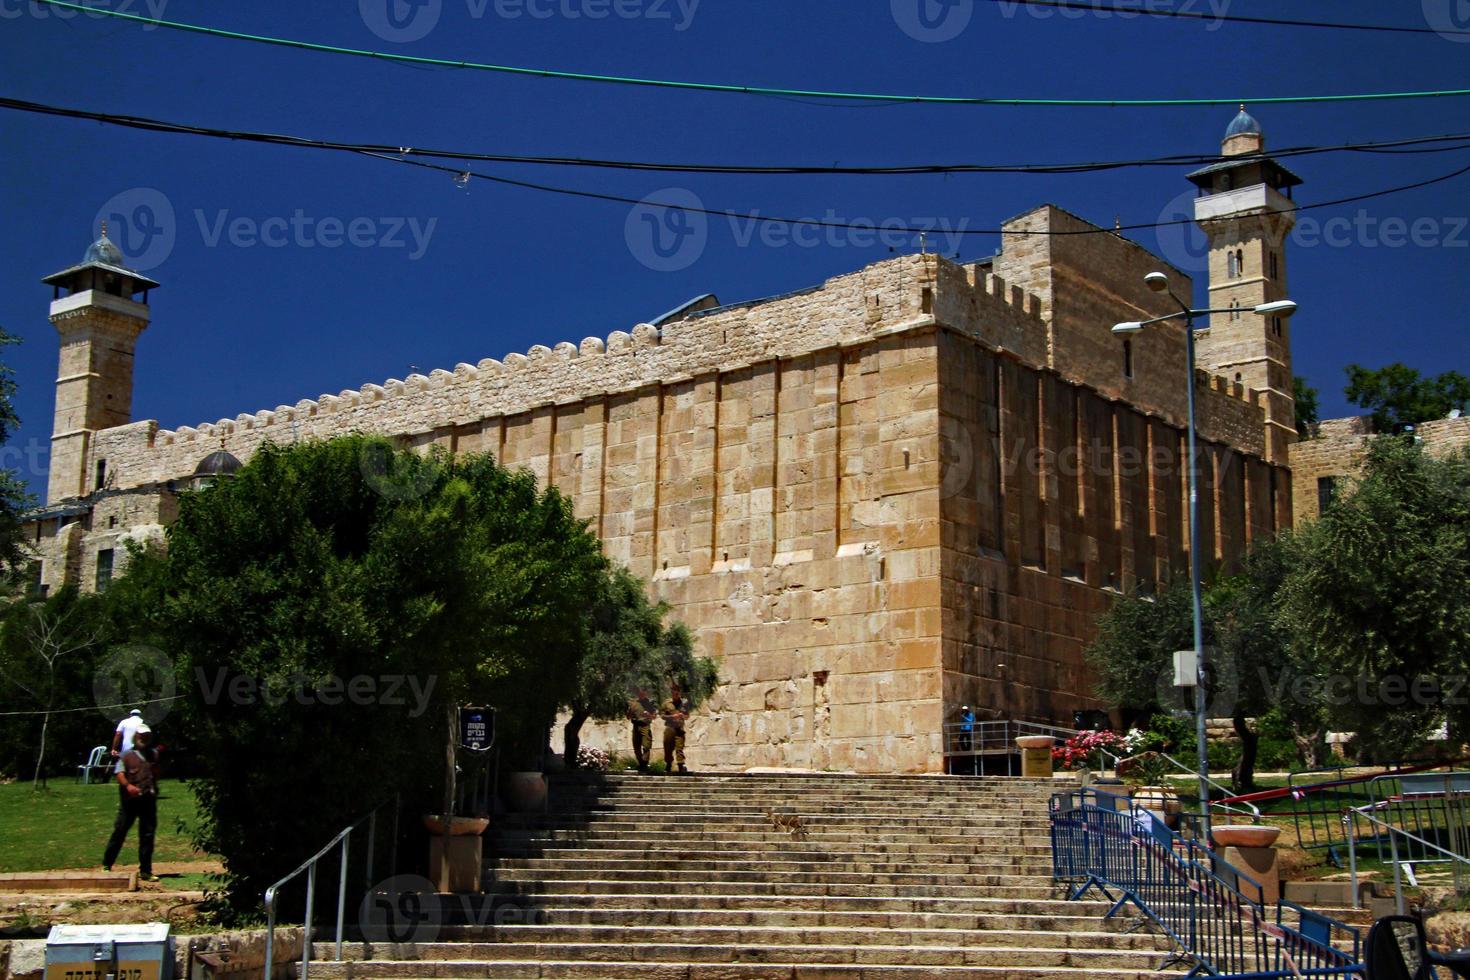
top-left (77, 745), bottom-right (110, 784)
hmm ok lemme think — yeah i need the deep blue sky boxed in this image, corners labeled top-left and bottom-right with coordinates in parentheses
top-left (3, 1), bottom-right (1468, 493)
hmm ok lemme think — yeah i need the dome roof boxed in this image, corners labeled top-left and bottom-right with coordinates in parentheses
top-left (1225, 106), bottom-right (1262, 140)
top-left (82, 233), bottom-right (126, 267)
top-left (193, 449), bottom-right (243, 478)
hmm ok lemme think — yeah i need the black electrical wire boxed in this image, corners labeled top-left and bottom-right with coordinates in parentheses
top-left (976, 0), bottom-right (1470, 36)
top-left (5, 95), bottom-right (1470, 178)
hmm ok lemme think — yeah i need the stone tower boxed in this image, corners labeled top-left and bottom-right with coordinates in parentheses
top-left (1189, 107), bottom-right (1300, 463)
top-left (40, 230), bottom-right (158, 505)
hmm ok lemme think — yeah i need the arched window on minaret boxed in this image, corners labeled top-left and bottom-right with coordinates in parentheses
top-left (1122, 339), bottom-right (1134, 379)
top-left (1227, 251), bottom-right (1238, 278)
top-left (1230, 299), bottom-right (1241, 321)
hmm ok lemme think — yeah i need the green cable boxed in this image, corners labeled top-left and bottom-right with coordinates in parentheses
top-left (29, 0), bottom-right (1470, 108)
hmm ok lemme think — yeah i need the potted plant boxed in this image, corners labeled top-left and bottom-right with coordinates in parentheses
top-left (1122, 750), bottom-right (1182, 828)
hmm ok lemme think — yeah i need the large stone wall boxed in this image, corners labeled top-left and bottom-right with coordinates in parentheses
top-left (34, 205), bottom-right (1286, 773)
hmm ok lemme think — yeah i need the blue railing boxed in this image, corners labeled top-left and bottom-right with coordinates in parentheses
top-left (1050, 787), bottom-right (1363, 978)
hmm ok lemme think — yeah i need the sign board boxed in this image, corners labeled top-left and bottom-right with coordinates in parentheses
top-left (45, 924), bottom-right (172, 980)
top-left (459, 706), bottom-right (495, 753)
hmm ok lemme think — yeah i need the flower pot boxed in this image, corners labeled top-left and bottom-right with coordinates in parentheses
top-left (421, 814), bottom-right (490, 836)
top-left (1212, 825), bottom-right (1281, 848)
top-left (504, 771), bottom-right (547, 812)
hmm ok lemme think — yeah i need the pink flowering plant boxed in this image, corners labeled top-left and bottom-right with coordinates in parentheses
top-left (1053, 728), bottom-right (1147, 772)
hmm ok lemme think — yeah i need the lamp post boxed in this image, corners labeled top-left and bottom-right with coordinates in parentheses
top-left (1112, 272), bottom-right (1297, 842)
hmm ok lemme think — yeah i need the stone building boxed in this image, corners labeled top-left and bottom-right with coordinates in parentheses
top-left (1290, 413), bottom-right (1470, 524)
top-left (25, 112), bottom-right (1303, 773)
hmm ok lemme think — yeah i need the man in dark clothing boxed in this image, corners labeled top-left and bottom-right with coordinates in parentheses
top-left (102, 724), bottom-right (160, 881)
top-left (627, 686), bottom-right (657, 772)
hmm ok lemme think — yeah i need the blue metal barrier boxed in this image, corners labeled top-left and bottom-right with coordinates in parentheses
top-left (1050, 787), bottom-right (1363, 978)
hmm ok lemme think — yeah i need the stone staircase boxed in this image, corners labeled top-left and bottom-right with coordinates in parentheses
top-left (314, 771), bottom-right (1193, 979)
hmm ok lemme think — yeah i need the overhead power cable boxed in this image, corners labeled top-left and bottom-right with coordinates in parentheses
top-left (6, 96), bottom-right (1470, 178)
top-left (976, 0), bottom-right (1470, 36)
top-left (362, 150), bottom-right (1470, 238)
top-left (26, 0), bottom-right (1470, 109)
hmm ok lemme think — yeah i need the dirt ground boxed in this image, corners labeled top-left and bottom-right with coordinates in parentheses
top-left (0, 860), bottom-right (223, 935)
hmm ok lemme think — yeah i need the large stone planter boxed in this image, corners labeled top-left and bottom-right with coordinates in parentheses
top-left (1015, 735), bottom-right (1056, 778)
top-left (504, 771), bottom-right (548, 812)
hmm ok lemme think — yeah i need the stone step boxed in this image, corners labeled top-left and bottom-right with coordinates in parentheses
top-left (492, 844), bottom-right (1052, 861)
top-left (493, 829), bottom-right (1049, 846)
top-left (490, 841), bottom-right (1054, 860)
top-left (439, 905), bottom-right (1134, 934)
top-left (306, 959), bottom-right (1171, 979)
top-left (496, 814), bottom-right (1052, 828)
top-left (417, 919), bottom-right (1162, 949)
top-left (323, 940), bottom-right (1169, 971)
top-left (487, 858), bottom-right (1052, 878)
top-left (462, 893), bottom-right (1120, 918)
top-left (378, 923), bottom-right (1167, 952)
top-left (481, 877), bottom-right (1064, 900)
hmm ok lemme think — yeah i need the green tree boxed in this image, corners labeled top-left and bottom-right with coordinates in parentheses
top-left (560, 565), bottom-right (717, 767)
top-left (1278, 437), bottom-right (1470, 757)
top-left (1293, 375), bottom-right (1320, 438)
top-left (1086, 541), bottom-right (1320, 793)
top-left (0, 587), bottom-right (111, 784)
top-left (0, 327), bottom-right (35, 575)
top-left (114, 436), bottom-right (606, 917)
top-left (1344, 362), bottom-right (1470, 433)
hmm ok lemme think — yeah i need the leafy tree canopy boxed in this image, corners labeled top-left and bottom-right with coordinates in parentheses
top-left (0, 327), bottom-right (35, 575)
top-left (1278, 436), bottom-right (1470, 755)
top-left (113, 436), bottom-right (607, 917)
top-left (1345, 362), bottom-right (1470, 433)
top-left (560, 564), bottom-right (717, 766)
top-left (1293, 375), bottom-right (1319, 438)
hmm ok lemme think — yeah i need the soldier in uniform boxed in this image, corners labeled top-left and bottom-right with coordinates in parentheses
top-left (627, 685), bottom-right (657, 772)
top-left (660, 680), bottom-right (691, 774)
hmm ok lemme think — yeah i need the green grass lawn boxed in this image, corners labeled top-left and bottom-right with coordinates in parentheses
top-left (0, 778), bottom-right (210, 872)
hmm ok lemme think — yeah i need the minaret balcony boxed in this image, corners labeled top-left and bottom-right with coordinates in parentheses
top-left (1194, 184), bottom-right (1296, 224)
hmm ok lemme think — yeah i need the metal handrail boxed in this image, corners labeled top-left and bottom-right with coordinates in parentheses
top-left (1051, 786), bottom-right (1363, 977)
top-left (263, 799), bottom-right (391, 980)
top-left (1155, 751), bottom-right (1263, 823)
top-left (1347, 801), bottom-right (1470, 914)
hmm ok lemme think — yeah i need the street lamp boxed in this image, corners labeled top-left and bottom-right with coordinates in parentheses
top-left (1112, 273), bottom-right (1297, 842)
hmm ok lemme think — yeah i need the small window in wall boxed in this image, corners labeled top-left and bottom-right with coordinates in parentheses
top-left (94, 459), bottom-right (107, 491)
top-left (1317, 476), bottom-right (1338, 515)
top-left (1122, 339), bottom-right (1134, 379)
top-left (27, 561), bottom-right (42, 596)
top-left (1272, 316), bottom-right (1284, 337)
top-left (96, 548), bottom-right (115, 591)
top-left (1230, 299), bottom-right (1241, 321)
top-left (920, 287), bottom-right (933, 314)
top-left (1269, 251), bottom-right (1279, 279)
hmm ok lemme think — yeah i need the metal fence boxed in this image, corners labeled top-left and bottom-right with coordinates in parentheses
top-left (1050, 787), bottom-right (1363, 978)
top-left (943, 719), bottom-right (1119, 775)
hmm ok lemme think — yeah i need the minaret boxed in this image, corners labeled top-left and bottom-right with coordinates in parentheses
top-left (40, 228), bottom-right (159, 505)
top-left (1189, 107), bottom-right (1300, 463)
